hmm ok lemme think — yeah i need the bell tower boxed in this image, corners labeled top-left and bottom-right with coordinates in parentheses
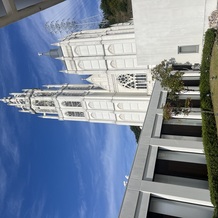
top-left (2, 21), bottom-right (154, 126)
top-left (1, 83), bottom-right (150, 126)
top-left (39, 21), bottom-right (154, 95)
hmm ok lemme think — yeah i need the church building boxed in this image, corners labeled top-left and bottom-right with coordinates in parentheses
top-left (0, 83), bottom-right (150, 126)
top-left (1, 0), bottom-right (218, 216)
top-left (1, 21), bottom-right (153, 126)
top-left (40, 20), bottom-right (154, 95)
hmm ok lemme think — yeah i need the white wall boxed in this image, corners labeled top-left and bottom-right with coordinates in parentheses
top-left (132, 0), bottom-right (217, 65)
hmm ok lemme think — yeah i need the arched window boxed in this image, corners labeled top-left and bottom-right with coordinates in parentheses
top-left (34, 100), bottom-right (55, 107)
top-left (62, 101), bottom-right (82, 107)
top-left (18, 99), bottom-right (26, 104)
top-left (33, 92), bottom-right (56, 97)
top-left (117, 74), bottom-right (135, 89)
top-left (65, 111), bottom-right (85, 117)
top-left (117, 74), bottom-right (147, 89)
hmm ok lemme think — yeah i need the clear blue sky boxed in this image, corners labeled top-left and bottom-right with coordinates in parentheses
top-left (0, 1), bottom-right (137, 218)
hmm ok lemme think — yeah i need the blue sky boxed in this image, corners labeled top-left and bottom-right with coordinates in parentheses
top-left (0, 1), bottom-right (137, 218)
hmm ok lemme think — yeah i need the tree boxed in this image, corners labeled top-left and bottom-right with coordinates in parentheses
top-left (163, 98), bottom-right (196, 120)
top-left (152, 60), bottom-right (214, 120)
top-left (152, 60), bottom-right (185, 101)
top-left (163, 97), bottom-right (216, 120)
top-left (130, 126), bottom-right (141, 142)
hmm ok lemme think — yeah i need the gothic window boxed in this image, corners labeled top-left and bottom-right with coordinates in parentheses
top-left (33, 92), bottom-right (56, 97)
top-left (62, 101), bottom-right (82, 107)
top-left (136, 74), bottom-right (147, 79)
top-left (34, 100), bottom-right (55, 107)
top-left (16, 94), bottom-right (26, 97)
top-left (18, 99), bottom-right (26, 104)
top-left (117, 74), bottom-right (147, 90)
top-left (65, 111), bottom-right (85, 117)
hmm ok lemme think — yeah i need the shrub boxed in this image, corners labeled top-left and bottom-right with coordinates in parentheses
top-left (200, 28), bottom-right (218, 216)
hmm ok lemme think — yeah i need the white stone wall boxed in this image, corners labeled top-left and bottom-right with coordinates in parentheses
top-left (132, 0), bottom-right (218, 65)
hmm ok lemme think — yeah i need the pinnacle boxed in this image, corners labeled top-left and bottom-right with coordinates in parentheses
top-left (0, 98), bottom-right (6, 103)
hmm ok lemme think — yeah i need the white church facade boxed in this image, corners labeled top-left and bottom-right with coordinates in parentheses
top-left (0, 21), bottom-right (154, 126)
top-left (1, 0), bottom-right (218, 216)
top-left (1, 83), bottom-right (150, 126)
top-left (40, 21), bottom-right (154, 95)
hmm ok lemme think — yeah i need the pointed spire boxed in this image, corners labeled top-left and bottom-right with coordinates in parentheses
top-left (0, 98), bottom-right (7, 103)
top-left (38, 51), bottom-right (52, 57)
top-left (38, 48), bottom-right (63, 59)
top-left (0, 97), bottom-right (12, 104)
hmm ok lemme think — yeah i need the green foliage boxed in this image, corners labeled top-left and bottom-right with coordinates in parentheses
top-left (184, 97), bottom-right (192, 108)
top-left (152, 60), bottom-right (193, 119)
top-left (162, 99), bottom-right (193, 120)
top-left (213, 208), bottom-right (218, 218)
top-left (200, 28), bottom-right (217, 110)
top-left (100, 0), bottom-right (132, 25)
top-left (118, 2), bottom-right (128, 12)
top-left (200, 28), bottom-right (218, 216)
top-left (130, 126), bottom-right (141, 142)
top-left (201, 113), bottom-right (218, 210)
top-left (162, 102), bottom-right (173, 120)
top-left (151, 60), bottom-right (185, 100)
top-left (101, 0), bottom-right (113, 16)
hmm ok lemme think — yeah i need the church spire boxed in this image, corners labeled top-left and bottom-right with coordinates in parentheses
top-left (0, 97), bottom-right (8, 103)
top-left (1, 82), bottom-right (150, 126)
top-left (38, 48), bottom-right (63, 59)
